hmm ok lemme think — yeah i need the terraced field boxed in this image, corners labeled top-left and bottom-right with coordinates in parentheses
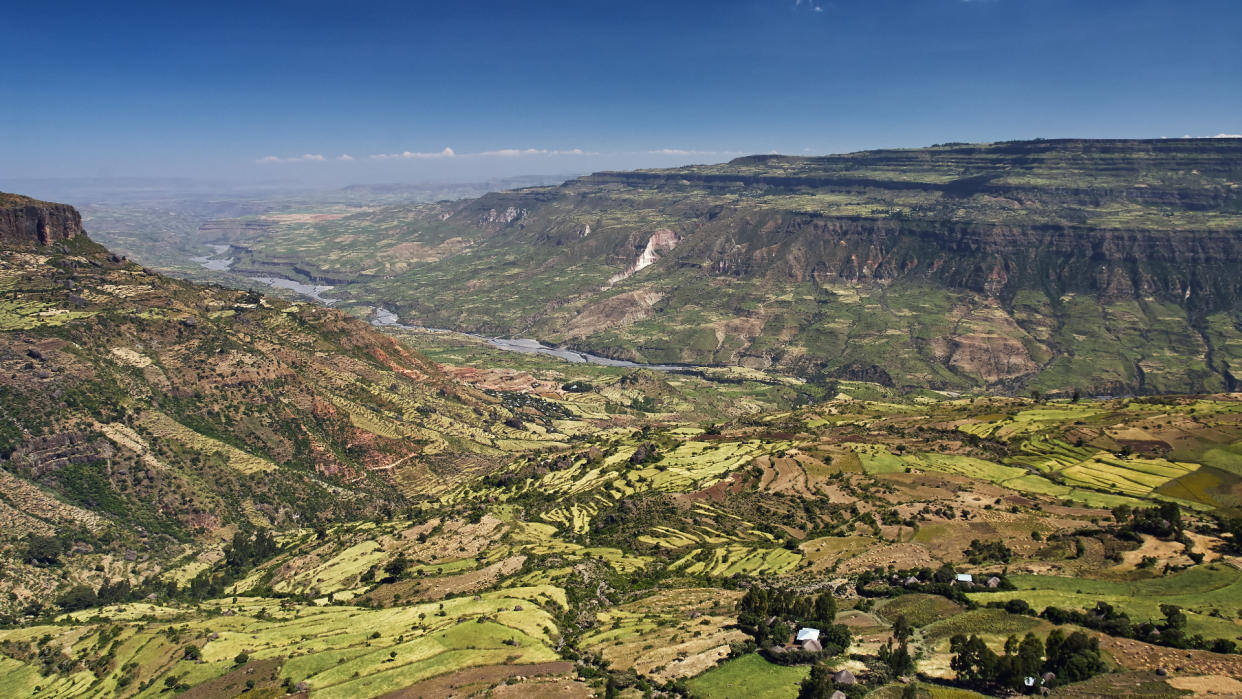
top-left (969, 565), bottom-right (1242, 641)
top-left (0, 587), bottom-right (565, 699)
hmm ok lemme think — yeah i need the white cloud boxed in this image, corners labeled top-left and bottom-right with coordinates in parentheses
top-left (648, 148), bottom-right (712, 156)
top-left (337, 154), bottom-right (355, 161)
top-left (648, 148), bottom-right (745, 157)
top-left (1214, 133), bottom-right (1242, 138)
top-left (256, 153), bottom-right (326, 164)
top-left (369, 147), bottom-right (456, 160)
top-left (475, 147), bottom-right (595, 157)
top-left (478, 148), bottom-right (542, 157)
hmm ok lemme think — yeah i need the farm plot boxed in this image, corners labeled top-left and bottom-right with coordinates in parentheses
top-left (957, 407), bottom-right (1103, 440)
top-left (538, 503), bottom-right (599, 535)
top-left (874, 594), bottom-right (964, 628)
top-left (685, 653), bottom-right (809, 699)
top-left (669, 545), bottom-right (802, 577)
top-left (1009, 437), bottom-right (1204, 501)
top-left (2, 587), bottom-right (559, 699)
top-left (968, 565), bottom-right (1242, 642)
top-left (581, 588), bottom-right (744, 682)
top-left (138, 410), bottom-right (276, 473)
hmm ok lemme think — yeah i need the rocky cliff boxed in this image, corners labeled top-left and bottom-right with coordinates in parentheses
top-left (0, 193), bottom-right (83, 247)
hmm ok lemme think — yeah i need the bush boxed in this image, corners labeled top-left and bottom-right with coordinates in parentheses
top-left (24, 535), bottom-right (62, 565)
top-left (56, 584), bottom-right (98, 611)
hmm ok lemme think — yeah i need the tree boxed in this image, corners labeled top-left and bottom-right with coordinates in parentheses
top-left (879, 639), bottom-right (915, 676)
top-left (950, 634), bottom-right (999, 683)
top-left (1217, 517), bottom-right (1242, 553)
top-left (57, 584), bottom-right (98, 611)
top-left (384, 553), bottom-right (409, 579)
top-left (1044, 630), bottom-right (1104, 682)
top-left (234, 651), bottom-right (250, 665)
top-left (813, 592), bottom-right (837, 626)
top-left (892, 614), bottom-right (913, 644)
top-left (23, 535), bottom-right (62, 565)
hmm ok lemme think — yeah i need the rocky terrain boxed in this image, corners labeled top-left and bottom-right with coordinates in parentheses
top-left (0, 193), bottom-right (82, 247)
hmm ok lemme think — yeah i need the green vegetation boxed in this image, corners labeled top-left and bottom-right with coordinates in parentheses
top-left (686, 654), bottom-right (810, 699)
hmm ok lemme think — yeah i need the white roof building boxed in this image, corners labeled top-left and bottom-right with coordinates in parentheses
top-left (795, 627), bottom-right (820, 642)
top-left (955, 573), bottom-right (974, 583)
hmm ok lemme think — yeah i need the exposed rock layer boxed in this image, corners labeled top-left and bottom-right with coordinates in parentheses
top-left (0, 193), bottom-right (82, 247)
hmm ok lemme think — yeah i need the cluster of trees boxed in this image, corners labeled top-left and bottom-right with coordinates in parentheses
top-left (1113, 503), bottom-right (1182, 539)
top-left (15, 530), bottom-right (286, 619)
top-left (950, 629), bottom-right (1104, 692)
top-left (964, 539), bottom-right (1012, 565)
top-left (56, 579), bottom-right (134, 611)
top-left (854, 564), bottom-right (1009, 605)
top-left (797, 664), bottom-right (866, 699)
top-left (22, 535), bottom-right (63, 565)
top-left (996, 599), bottom-right (1240, 655)
top-left (737, 586), bottom-right (850, 658)
top-left (1215, 516), bottom-right (1242, 554)
top-left (222, 529), bottom-right (279, 572)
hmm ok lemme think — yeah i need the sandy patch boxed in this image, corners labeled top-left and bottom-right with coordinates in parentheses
top-left (1166, 675), bottom-right (1242, 695)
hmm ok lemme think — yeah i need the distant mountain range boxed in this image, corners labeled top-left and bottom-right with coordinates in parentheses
top-left (211, 138), bottom-right (1242, 395)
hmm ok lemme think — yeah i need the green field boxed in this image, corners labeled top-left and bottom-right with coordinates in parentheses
top-left (969, 565), bottom-right (1242, 642)
top-left (685, 654), bottom-right (809, 699)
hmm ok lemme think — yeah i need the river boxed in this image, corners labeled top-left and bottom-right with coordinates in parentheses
top-left (195, 246), bottom-right (678, 370)
top-left (370, 307), bottom-right (680, 370)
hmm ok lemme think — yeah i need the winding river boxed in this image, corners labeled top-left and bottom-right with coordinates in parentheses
top-left (196, 246), bottom-right (678, 370)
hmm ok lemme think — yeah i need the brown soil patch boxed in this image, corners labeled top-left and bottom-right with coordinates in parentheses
top-left (1115, 534), bottom-right (1194, 571)
top-left (1166, 675), bottom-right (1242, 695)
top-left (491, 676), bottom-right (593, 698)
top-left (1099, 634), bottom-right (1242, 676)
top-left (757, 455), bottom-right (815, 496)
top-left (837, 543), bottom-right (933, 574)
top-left (381, 661), bottom-right (578, 699)
top-left (441, 365), bottom-right (563, 395)
top-left (181, 658), bottom-right (285, 699)
top-left (564, 288), bottom-right (664, 339)
top-left (949, 334), bottom-right (1038, 383)
top-left (365, 555), bottom-right (527, 605)
top-left (685, 472), bottom-right (746, 501)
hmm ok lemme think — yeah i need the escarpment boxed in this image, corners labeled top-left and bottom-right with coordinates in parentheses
top-left (193, 138), bottom-right (1242, 392)
top-left (0, 193), bottom-right (83, 247)
top-left (689, 213), bottom-right (1242, 309)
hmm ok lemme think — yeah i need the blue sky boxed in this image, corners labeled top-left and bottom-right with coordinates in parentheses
top-left (2, 0), bottom-right (1239, 185)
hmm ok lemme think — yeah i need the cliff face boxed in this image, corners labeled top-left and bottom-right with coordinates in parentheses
top-left (690, 212), bottom-right (1242, 310)
top-left (0, 193), bottom-right (83, 247)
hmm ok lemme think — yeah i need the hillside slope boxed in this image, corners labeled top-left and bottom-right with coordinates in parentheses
top-left (0, 193), bottom-right (579, 607)
top-left (225, 138), bottom-right (1242, 394)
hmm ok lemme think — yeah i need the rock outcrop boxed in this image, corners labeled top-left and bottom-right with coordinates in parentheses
top-left (0, 193), bottom-right (82, 247)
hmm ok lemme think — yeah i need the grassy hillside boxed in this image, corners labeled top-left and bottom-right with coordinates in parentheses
top-left (0, 222), bottom-right (608, 615)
